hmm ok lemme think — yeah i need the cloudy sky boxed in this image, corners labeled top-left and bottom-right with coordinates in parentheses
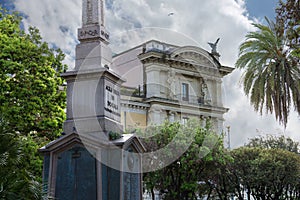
top-left (1, 0), bottom-right (299, 147)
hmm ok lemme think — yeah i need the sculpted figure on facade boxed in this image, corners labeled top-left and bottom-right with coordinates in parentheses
top-left (167, 69), bottom-right (176, 99)
top-left (201, 82), bottom-right (212, 105)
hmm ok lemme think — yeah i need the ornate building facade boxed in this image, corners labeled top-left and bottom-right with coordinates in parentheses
top-left (111, 40), bottom-right (234, 133)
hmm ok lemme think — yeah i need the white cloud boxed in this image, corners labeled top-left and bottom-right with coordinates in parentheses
top-left (14, 0), bottom-right (81, 67)
top-left (13, 0), bottom-right (300, 147)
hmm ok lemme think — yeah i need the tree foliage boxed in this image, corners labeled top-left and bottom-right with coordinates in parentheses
top-left (141, 121), bottom-right (300, 200)
top-left (204, 144), bottom-right (300, 200)
top-left (247, 135), bottom-right (300, 153)
top-left (0, 7), bottom-right (67, 141)
top-left (231, 147), bottom-right (300, 200)
top-left (142, 120), bottom-right (226, 200)
top-left (276, 0), bottom-right (300, 58)
top-left (0, 126), bottom-right (42, 200)
top-left (215, 135), bottom-right (300, 200)
top-left (0, 6), bottom-right (67, 198)
top-left (235, 18), bottom-right (300, 127)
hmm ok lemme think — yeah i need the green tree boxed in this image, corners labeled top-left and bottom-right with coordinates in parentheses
top-left (276, 0), bottom-right (300, 58)
top-left (235, 18), bottom-right (300, 127)
top-left (204, 136), bottom-right (300, 199)
top-left (0, 6), bottom-right (67, 198)
top-left (247, 135), bottom-right (300, 153)
top-left (0, 7), bottom-right (67, 141)
top-left (142, 120), bottom-right (225, 200)
top-left (201, 150), bottom-right (237, 200)
top-left (232, 147), bottom-right (300, 199)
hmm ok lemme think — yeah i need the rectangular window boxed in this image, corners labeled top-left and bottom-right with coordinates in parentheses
top-left (182, 83), bottom-right (189, 101)
top-left (182, 117), bottom-right (189, 125)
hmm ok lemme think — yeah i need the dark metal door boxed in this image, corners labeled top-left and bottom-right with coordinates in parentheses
top-left (55, 147), bottom-right (97, 200)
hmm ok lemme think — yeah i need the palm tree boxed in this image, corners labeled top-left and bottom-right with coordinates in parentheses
top-left (0, 122), bottom-right (42, 200)
top-left (235, 18), bottom-right (300, 127)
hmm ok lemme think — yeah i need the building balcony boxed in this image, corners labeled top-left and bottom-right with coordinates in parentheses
top-left (120, 85), bottom-right (212, 107)
top-left (174, 94), bottom-right (211, 106)
top-left (120, 86), bottom-right (145, 98)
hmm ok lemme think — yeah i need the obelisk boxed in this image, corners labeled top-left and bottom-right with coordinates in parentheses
top-left (62, 0), bottom-right (124, 136)
top-left (40, 1), bottom-right (144, 199)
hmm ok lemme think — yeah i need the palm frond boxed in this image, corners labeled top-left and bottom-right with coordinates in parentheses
top-left (235, 18), bottom-right (300, 127)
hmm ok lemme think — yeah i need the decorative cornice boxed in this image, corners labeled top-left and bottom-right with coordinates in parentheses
top-left (138, 51), bottom-right (222, 76)
top-left (143, 96), bottom-right (229, 114)
top-left (120, 99), bottom-right (150, 111)
top-left (219, 65), bottom-right (235, 76)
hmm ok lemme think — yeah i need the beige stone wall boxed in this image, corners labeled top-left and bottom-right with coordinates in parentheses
top-left (121, 111), bottom-right (147, 131)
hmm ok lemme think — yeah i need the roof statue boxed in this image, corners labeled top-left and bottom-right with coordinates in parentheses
top-left (208, 38), bottom-right (220, 55)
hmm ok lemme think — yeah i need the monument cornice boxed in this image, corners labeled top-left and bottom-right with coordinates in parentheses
top-left (61, 68), bottom-right (125, 84)
top-left (111, 134), bottom-right (146, 153)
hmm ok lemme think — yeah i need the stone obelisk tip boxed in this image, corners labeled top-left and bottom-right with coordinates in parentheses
top-left (79, 0), bottom-right (109, 42)
top-left (82, 0), bottom-right (104, 26)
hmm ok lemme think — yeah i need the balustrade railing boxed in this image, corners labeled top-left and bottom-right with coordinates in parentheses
top-left (174, 94), bottom-right (206, 105)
